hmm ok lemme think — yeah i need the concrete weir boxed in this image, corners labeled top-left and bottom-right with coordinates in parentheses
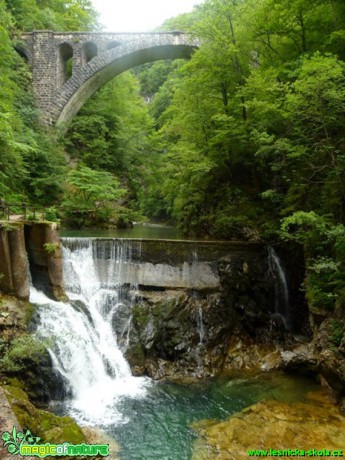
top-left (0, 223), bottom-right (264, 299)
top-left (62, 238), bottom-right (264, 291)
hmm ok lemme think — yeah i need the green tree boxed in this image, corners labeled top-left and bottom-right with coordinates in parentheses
top-left (61, 165), bottom-right (128, 228)
top-left (5, 0), bottom-right (98, 32)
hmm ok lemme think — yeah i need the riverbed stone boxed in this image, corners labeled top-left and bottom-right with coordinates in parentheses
top-left (280, 344), bottom-right (318, 375)
top-left (191, 391), bottom-right (345, 460)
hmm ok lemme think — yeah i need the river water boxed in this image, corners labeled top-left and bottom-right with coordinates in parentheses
top-left (30, 232), bottom-right (319, 460)
top-left (105, 372), bottom-right (319, 460)
top-left (61, 223), bottom-right (182, 240)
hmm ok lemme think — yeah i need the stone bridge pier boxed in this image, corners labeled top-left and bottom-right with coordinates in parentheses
top-left (19, 31), bottom-right (198, 127)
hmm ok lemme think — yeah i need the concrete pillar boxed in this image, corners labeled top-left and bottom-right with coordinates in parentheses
top-left (45, 223), bottom-right (68, 302)
top-left (8, 226), bottom-right (30, 300)
top-left (25, 223), bottom-right (67, 302)
top-left (0, 225), bottom-right (30, 300)
top-left (0, 229), bottom-right (13, 294)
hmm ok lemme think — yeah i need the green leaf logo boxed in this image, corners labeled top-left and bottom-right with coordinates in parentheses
top-left (1, 426), bottom-right (40, 455)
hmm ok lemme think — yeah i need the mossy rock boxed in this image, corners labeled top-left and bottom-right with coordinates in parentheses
top-left (5, 377), bottom-right (25, 390)
top-left (2, 385), bottom-right (86, 444)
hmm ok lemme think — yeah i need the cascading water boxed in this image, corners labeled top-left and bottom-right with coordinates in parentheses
top-left (31, 238), bottom-right (149, 426)
top-left (190, 248), bottom-right (206, 376)
top-left (268, 246), bottom-right (292, 330)
top-left (196, 307), bottom-right (205, 346)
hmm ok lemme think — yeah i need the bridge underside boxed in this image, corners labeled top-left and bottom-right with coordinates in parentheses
top-left (57, 44), bottom-right (195, 127)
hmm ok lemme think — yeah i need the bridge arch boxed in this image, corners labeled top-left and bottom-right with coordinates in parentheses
top-left (20, 32), bottom-right (199, 128)
top-left (56, 36), bottom-right (198, 127)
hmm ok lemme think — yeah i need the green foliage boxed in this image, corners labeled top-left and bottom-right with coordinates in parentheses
top-left (0, 334), bottom-right (48, 373)
top-left (61, 165), bottom-right (133, 228)
top-left (4, 0), bottom-right (98, 31)
top-left (43, 242), bottom-right (59, 254)
top-left (0, 0), bottom-right (69, 206)
top-left (329, 320), bottom-right (344, 348)
top-left (64, 72), bottom-right (156, 218)
top-left (44, 206), bottom-right (59, 222)
top-left (0, 222), bottom-right (16, 232)
top-left (280, 214), bottom-right (345, 311)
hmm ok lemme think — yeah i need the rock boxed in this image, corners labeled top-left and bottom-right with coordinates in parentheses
top-left (192, 392), bottom-right (345, 460)
top-left (120, 245), bottom-right (305, 381)
top-left (224, 335), bottom-right (282, 372)
top-left (81, 427), bottom-right (120, 460)
top-left (217, 251), bottom-right (275, 334)
top-left (0, 296), bottom-right (28, 342)
top-left (126, 289), bottom-right (235, 379)
top-left (280, 345), bottom-right (318, 375)
top-left (339, 336), bottom-right (345, 356)
top-left (318, 349), bottom-right (345, 394)
top-left (0, 386), bottom-right (35, 460)
top-left (2, 385), bottom-right (85, 445)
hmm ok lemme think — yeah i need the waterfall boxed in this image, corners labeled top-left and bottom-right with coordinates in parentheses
top-left (268, 246), bottom-right (292, 330)
top-left (196, 307), bottom-right (205, 345)
top-left (31, 238), bottom-right (149, 426)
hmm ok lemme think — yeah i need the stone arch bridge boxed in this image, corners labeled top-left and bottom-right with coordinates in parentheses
top-left (20, 31), bottom-right (199, 127)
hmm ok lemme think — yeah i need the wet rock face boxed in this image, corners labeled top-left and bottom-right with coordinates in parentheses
top-left (0, 296), bottom-right (65, 403)
top-left (113, 289), bottom-right (235, 379)
top-left (217, 252), bottom-right (275, 334)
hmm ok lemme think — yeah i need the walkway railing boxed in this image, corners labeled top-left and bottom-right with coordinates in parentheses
top-left (0, 201), bottom-right (49, 221)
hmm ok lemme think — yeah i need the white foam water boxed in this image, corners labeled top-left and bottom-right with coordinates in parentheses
top-left (268, 246), bottom-right (291, 330)
top-left (31, 238), bottom-right (149, 426)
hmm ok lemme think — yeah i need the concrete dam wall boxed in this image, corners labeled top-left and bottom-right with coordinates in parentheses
top-left (61, 237), bottom-right (265, 290)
